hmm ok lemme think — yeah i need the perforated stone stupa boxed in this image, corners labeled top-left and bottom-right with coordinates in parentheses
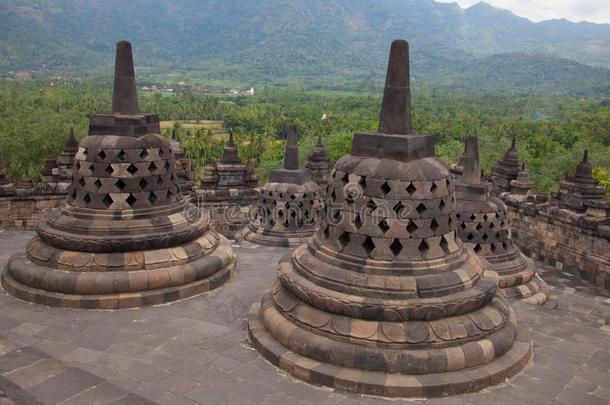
top-left (455, 136), bottom-right (548, 304)
top-left (2, 41), bottom-right (235, 309)
top-left (237, 125), bottom-right (322, 247)
top-left (305, 133), bottom-right (331, 198)
top-left (247, 40), bottom-right (532, 397)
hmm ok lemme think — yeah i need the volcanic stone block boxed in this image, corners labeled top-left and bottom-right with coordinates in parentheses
top-left (2, 41), bottom-right (235, 309)
top-left (247, 40), bottom-right (531, 398)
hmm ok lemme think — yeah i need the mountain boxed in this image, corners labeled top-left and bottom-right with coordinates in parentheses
top-left (1, 0), bottom-right (609, 93)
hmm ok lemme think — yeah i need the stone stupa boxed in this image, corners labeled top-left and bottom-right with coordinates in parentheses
top-left (490, 135), bottom-right (521, 192)
top-left (247, 40), bottom-right (531, 398)
top-left (2, 41), bottom-right (235, 309)
top-left (237, 124), bottom-right (322, 247)
top-left (554, 150), bottom-right (610, 218)
top-left (455, 136), bottom-right (549, 304)
top-left (38, 128), bottom-right (79, 194)
top-left (169, 127), bottom-right (195, 196)
top-left (305, 132), bottom-right (331, 198)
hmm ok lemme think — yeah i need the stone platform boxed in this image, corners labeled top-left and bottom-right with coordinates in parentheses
top-left (0, 230), bottom-right (609, 405)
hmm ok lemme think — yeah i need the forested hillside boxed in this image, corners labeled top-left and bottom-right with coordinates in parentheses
top-left (1, 0), bottom-right (609, 92)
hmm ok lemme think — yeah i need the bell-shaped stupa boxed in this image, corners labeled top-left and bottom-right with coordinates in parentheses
top-left (247, 40), bottom-right (531, 397)
top-left (237, 125), bottom-right (322, 247)
top-left (455, 136), bottom-right (548, 304)
top-left (2, 41), bottom-right (235, 309)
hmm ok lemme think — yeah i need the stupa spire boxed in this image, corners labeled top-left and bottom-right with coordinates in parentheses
top-left (284, 124), bottom-right (299, 170)
top-left (511, 134), bottom-right (517, 150)
top-left (576, 149), bottom-right (593, 178)
top-left (463, 135), bottom-right (481, 185)
top-left (228, 128), bottom-right (235, 146)
top-left (378, 39), bottom-right (412, 135)
top-left (111, 40), bottom-right (139, 115)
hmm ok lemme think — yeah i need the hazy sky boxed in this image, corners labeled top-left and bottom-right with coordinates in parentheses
top-left (435, 1), bottom-right (610, 23)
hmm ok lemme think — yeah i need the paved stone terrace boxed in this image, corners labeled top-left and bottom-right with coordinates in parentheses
top-left (0, 230), bottom-right (609, 405)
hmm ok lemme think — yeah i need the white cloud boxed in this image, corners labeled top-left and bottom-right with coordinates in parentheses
top-left (435, 0), bottom-right (610, 23)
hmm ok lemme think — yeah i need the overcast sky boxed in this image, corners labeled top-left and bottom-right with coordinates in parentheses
top-left (435, 1), bottom-right (610, 23)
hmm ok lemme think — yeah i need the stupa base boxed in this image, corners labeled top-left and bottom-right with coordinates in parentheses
top-left (1, 236), bottom-right (235, 309)
top-left (237, 224), bottom-right (314, 248)
top-left (247, 299), bottom-right (532, 398)
top-left (501, 276), bottom-right (549, 306)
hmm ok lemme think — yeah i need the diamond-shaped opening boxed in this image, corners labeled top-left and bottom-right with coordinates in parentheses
top-left (105, 164), bottom-right (114, 176)
top-left (490, 243), bottom-right (497, 253)
top-left (482, 233), bottom-right (489, 241)
top-left (406, 220), bottom-right (418, 234)
top-left (502, 241), bottom-right (508, 249)
top-left (118, 150), bottom-right (127, 161)
top-left (418, 240), bottom-right (430, 255)
top-left (83, 193), bottom-right (91, 205)
top-left (165, 160), bottom-right (171, 170)
top-left (393, 201), bottom-right (405, 216)
top-left (355, 215), bottom-right (363, 229)
top-left (366, 199), bottom-right (377, 213)
top-left (448, 217), bottom-right (453, 228)
top-left (496, 213), bottom-right (501, 219)
top-left (278, 210), bottom-right (284, 218)
top-left (115, 179), bottom-right (126, 191)
top-left (430, 182), bottom-right (438, 192)
top-left (323, 226), bottom-right (330, 240)
top-left (474, 244), bottom-right (482, 253)
top-left (78, 177), bottom-right (85, 187)
top-left (390, 239), bottom-right (403, 256)
top-left (359, 176), bottom-right (367, 190)
top-left (290, 210), bottom-right (297, 218)
top-left (489, 222), bottom-right (495, 229)
top-left (378, 219), bottom-right (390, 234)
top-left (406, 183), bottom-right (416, 195)
top-left (127, 164), bottom-right (138, 175)
top-left (304, 210), bottom-right (309, 218)
top-left (149, 162), bottom-right (158, 172)
top-left (440, 236), bottom-right (450, 254)
top-left (476, 223), bottom-right (482, 231)
top-left (467, 233), bottom-right (474, 241)
top-left (483, 214), bottom-right (489, 221)
top-left (362, 236), bottom-right (375, 255)
top-left (97, 150), bottom-right (107, 160)
top-left (430, 218), bottom-right (439, 232)
top-left (456, 213), bottom-right (461, 219)
top-left (94, 179), bottom-right (102, 190)
top-left (102, 194), bottom-right (113, 208)
top-left (338, 232), bottom-right (350, 249)
top-left (148, 192), bottom-right (157, 205)
top-left (330, 189), bottom-right (337, 202)
top-left (439, 199), bottom-right (446, 210)
top-left (75, 161), bottom-right (81, 170)
top-left (495, 232), bottom-right (502, 240)
top-left (416, 203), bottom-right (427, 215)
top-left (290, 194), bottom-right (296, 200)
top-left (157, 176), bottom-right (164, 185)
top-left (139, 178), bottom-right (148, 190)
top-left (126, 194), bottom-right (137, 207)
top-left (380, 181), bottom-right (391, 195)
top-left (500, 220), bottom-right (506, 227)
top-left (269, 219), bottom-right (276, 227)
top-left (460, 222), bottom-right (467, 230)
top-left (140, 149), bottom-right (149, 159)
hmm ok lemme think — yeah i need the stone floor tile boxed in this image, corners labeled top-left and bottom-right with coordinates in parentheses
top-left (27, 368), bottom-right (105, 404)
top-left (60, 382), bottom-right (129, 405)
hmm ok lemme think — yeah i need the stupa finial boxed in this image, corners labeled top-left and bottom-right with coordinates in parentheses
top-left (284, 124), bottom-right (299, 170)
top-left (378, 39), bottom-right (412, 135)
top-left (511, 134), bottom-right (516, 150)
top-left (228, 128), bottom-right (235, 146)
top-left (317, 131), bottom-right (322, 146)
top-left (111, 40), bottom-right (139, 115)
top-left (171, 127), bottom-right (178, 140)
top-left (582, 149), bottom-right (589, 164)
top-left (463, 135), bottom-right (481, 185)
